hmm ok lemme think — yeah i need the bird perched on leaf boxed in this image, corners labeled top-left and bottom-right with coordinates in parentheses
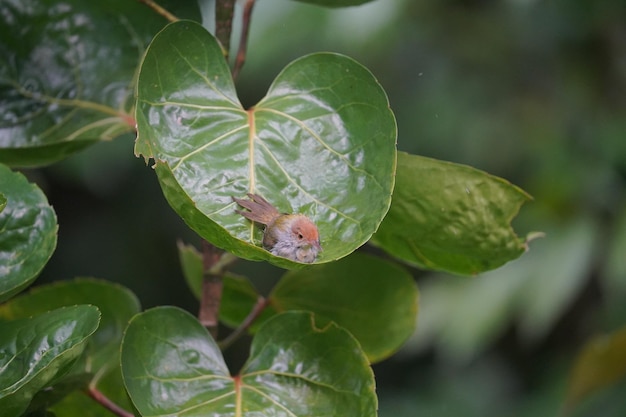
top-left (233, 193), bottom-right (321, 263)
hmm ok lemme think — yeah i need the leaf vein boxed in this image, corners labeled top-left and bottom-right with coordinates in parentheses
top-left (256, 140), bottom-right (360, 225)
top-left (171, 44), bottom-right (239, 107)
top-left (171, 125), bottom-right (248, 171)
top-left (256, 108), bottom-right (384, 191)
top-left (240, 384), bottom-right (298, 417)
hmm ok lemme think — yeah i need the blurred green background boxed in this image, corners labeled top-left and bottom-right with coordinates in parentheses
top-left (32, 0), bottom-right (626, 415)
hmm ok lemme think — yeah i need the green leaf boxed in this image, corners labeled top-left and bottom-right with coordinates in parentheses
top-left (563, 326), bottom-right (626, 415)
top-left (0, 164), bottom-right (57, 303)
top-left (121, 307), bottom-right (376, 417)
top-left (291, 0), bottom-right (377, 6)
top-left (25, 410), bottom-right (56, 417)
top-left (0, 0), bottom-right (200, 167)
top-left (25, 373), bottom-right (92, 415)
top-left (0, 279), bottom-right (140, 414)
top-left (266, 253), bottom-right (418, 362)
top-left (177, 241), bottom-right (205, 299)
top-left (0, 278), bottom-right (140, 380)
top-left (136, 20), bottom-right (397, 268)
top-left (372, 152), bottom-right (532, 275)
top-left (0, 305), bottom-right (100, 417)
top-left (0, 193), bottom-right (6, 213)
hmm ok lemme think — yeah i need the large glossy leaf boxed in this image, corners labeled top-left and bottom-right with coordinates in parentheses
top-left (0, 305), bottom-right (100, 417)
top-left (372, 152), bottom-right (532, 275)
top-left (121, 307), bottom-right (376, 417)
top-left (268, 253), bottom-right (418, 362)
top-left (0, 0), bottom-right (200, 167)
top-left (136, 20), bottom-right (397, 268)
top-left (0, 278), bottom-right (140, 380)
top-left (0, 164), bottom-right (57, 302)
top-left (563, 326), bottom-right (626, 415)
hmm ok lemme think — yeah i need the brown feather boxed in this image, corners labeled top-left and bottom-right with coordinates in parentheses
top-left (232, 193), bottom-right (281, 225)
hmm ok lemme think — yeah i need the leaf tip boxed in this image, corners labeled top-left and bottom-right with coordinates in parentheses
top-left (523, 231), bottom-right (545, 251)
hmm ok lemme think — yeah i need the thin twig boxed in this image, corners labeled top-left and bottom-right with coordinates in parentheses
top-left (86, 385), bottom-right (133, 417)
top-left (137, 0), bottom-right (178, 22)
top-left (219, 296), bottom-right (269, 350)
top-left (232, 0), bottom-right (257, 80)
top-left (198, 240), bottom-right (237, 338)
top-left (216, 0), bottom-right (236, 58)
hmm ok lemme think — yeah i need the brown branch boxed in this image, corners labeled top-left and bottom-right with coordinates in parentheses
top-left (219, 296), bottom-right (269, 350)
top-left (137, 0), bottom-right (178, 22)
top-left (86, 386), bottom-right (133, 417)
top-left (232, 0), bottom-right (257, 80)
top-left (216, 0), bottom-right (236, 58)
top-left (198, 240), bottom-right (237, 339)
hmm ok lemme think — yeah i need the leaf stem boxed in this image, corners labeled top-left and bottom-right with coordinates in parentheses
top-left (232, 0), bottom-right (257, 80)
top-left (86, 385), bottom-right (133, 417)
top-left (198, 240), bottom-right (237, 338)
top-left (137, 0), bottom-right (178, 22)
top-left (219, 296), bottom-right (269, 350)
top-left (216, 0), bottom-right (236, 57)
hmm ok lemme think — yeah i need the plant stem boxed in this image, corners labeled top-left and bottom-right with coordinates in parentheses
top-left (219, 296), bottom-right (269, 350)
top-left (216, 0), bottom-right (236, 57)
top-left (137, 0), bottom-right (178, 22)
top-left (86, 386), bottom-right (133, 417)
top-left (198, 240), bottom-right (237, 338)
top-left (232, 0), bottom-right (257, 80)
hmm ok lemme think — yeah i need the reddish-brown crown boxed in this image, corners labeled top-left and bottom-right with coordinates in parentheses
top-left (291, 215), bottom-right (320, 244)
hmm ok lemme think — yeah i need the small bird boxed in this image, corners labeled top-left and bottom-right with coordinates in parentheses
top-left (232, 193), bottom-right (322, 263)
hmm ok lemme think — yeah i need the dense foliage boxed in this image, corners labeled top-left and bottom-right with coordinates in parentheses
top-left (1, 0), bottom-right (625, 416)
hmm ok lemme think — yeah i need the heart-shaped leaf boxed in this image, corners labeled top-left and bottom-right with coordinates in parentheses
top-left (121, 307), bottom-right (376, 417)
top-left (0, 305), bottom-right (100, 417)
top-left (0, 0), bottom-right (200, 167)
top-left (0, 164), bottom-right (57, 303)
top-left (372, 152), bottom-right (533, 275)
top-left (136, 20), bottom-right (397, 268)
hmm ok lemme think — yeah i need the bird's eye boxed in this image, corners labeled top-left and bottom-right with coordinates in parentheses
top-left (297, 233), bottom-right (304, 240)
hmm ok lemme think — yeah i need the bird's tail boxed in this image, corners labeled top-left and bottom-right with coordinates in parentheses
top-left (232, 193), bottom-right (281, 225)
